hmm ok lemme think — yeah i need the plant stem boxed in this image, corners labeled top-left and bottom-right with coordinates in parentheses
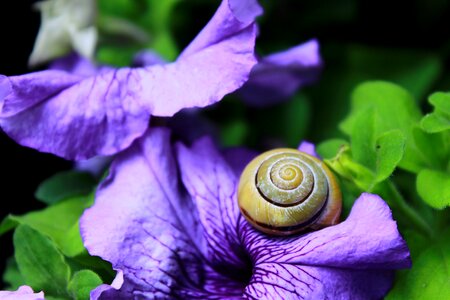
top-left (387, 181), bottom-right (434, 238)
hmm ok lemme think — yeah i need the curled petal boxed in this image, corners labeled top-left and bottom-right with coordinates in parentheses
top-left (242, 193), bottom-right (411, 270)
top-left (0, 0), bottom-right (261, 160)
top-left (0, 286), bottom-right (45, 300)
top-left (180, 0), bottom-right (262, 57)
top-left (238, 39), bottom-right (322, 107)
top-left (0, 68), bottom-right (151, 160)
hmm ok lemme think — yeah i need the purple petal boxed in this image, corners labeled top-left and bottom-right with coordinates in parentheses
top-left (0, 68), bottom-right (151, 160)
top-left (90, 271), bottom-right (124, 300)
top-left (0, 0), bottom-right (260, 160)
top-left (176, 138), bottom-right (250, 275)
top-left (180, 0), bottom-right (262, 57)
top-left (244, 264), bottom-right (394, 300)
top-left (0, 286), bottom-right (44, 300)
top-left (74, 155), bottom-right (112, 177)
top-left (298, 140), bottom-right (319, 158)
top-left (238, 39), bottom-right (322, 107)
top-left (241, 193), bottom-right (411, 270)
top-left (0, 71), bottom-right (81, 118)
top-left (49, 53), bottom-right (100, 76)
top-left (132, 50), bottom-right (166, 67)
top-left (81, 128), bottom-right (246, 298)
top-left (81, 128), bottom-right (204, 297)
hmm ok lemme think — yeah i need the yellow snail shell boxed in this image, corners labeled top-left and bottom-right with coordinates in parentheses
top-left (238, 148), bottom-right (342, 236)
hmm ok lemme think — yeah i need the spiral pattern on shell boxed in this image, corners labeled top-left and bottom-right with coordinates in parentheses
top-left (238, 148), bottom-right (342, 236)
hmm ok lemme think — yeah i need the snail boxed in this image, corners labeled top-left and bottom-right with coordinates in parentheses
top-left (238, 148), bottom-right (342, 236)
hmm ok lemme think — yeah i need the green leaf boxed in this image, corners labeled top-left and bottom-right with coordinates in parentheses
top-left (422, 113), bottom-right (450, 133)
top-left (387, 232), bottom-right (450, 299)
top-left (429, 92), bottom-right (450, 114)
top-left (341, 81), bottom-right (421, 137)
top-left (411, 126), bottom-right (449, 171)
top-left (350, 108), bottom-right (377, 170)
top-left (14, 225), bottom-right (71, 297)
top-left (373, 130), bottom-right (406, 182)
top-left (316, 139), bottom-right (349, 159)
top-left (2, 257), bottom-right (25, 290)
top-left (341, 81), bottom-right (438, 173)
top-left (421, 92), bottom-right (450, 133)
top-left (35, 171), bottom-right (96, 205)
top-left (68, 270), bottom-right (103, 300)
top-left (349, 108), bottom-right (405, 185)
top-left (324, 144), bottom-right (375, 191)
top-left (0, 216), bottom-right (19, 235)
top-left (417, 169), bottom-right (450, 209)
top-left (1, 196), bottom-right (93, 257)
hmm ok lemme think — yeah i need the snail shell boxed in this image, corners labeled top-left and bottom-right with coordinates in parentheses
top-left (238, 148), bottom-right (342, 236)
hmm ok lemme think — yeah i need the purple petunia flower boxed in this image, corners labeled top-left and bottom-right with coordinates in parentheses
top-left (81, 128), bottom-right (410, 299)
top-left (0, 0), bottom-right (262, 160)
top-left (0, 286), bottom-right (44, 300)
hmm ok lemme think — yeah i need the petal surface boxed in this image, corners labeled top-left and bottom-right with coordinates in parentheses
top-left (298, 140), bottom-right (319, 158)
top-left (241, 193), bottom-right (411, 270)
top-left (49, 53), bottom-right (101, 76)
top-left (81, 129), bottom-right (246, 298)
top-left (176, 138), bottom-right (251, 276)
top-left (0, 68), bottom-right (150, 160)
top-left (180, 0), bottom-right (262, 57)
top-left (244, 264), bottom-right (393, 300)
top-left (81, 128), bottom-right (204, 298)
top-left (0, 286), bottom-right (45, 300)
top-left (238, 39), bottom-right (322, 107)
top-left (0, 0), bottom-right (260, 160)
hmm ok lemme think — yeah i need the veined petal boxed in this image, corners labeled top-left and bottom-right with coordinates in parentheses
top-left (238, 39), bottom-right (322, 107)
top-left (0, 71), bottom-right (82, 117)
top-left (241, 193), bottom-right (411, 270)
top-left (81, 128), bottom-right (246, 298)
top-left (0, 0), bottom-right (261, 160)
top-left (0, 286), bottom-right (44, 300)
top-left (81, 128), bottom-right (204, 297)
top-left (244, 263), bottom-right (393, 300)
top-left (176, 138), bottom-right (250, 276)
top-left (0, 67), bottom-right (150, 160)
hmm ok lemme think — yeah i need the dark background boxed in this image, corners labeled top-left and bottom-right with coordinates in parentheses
top-left (1, 0), bottom-right (450, 289)
top-left (0, 0), bottom-right (72, 287)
